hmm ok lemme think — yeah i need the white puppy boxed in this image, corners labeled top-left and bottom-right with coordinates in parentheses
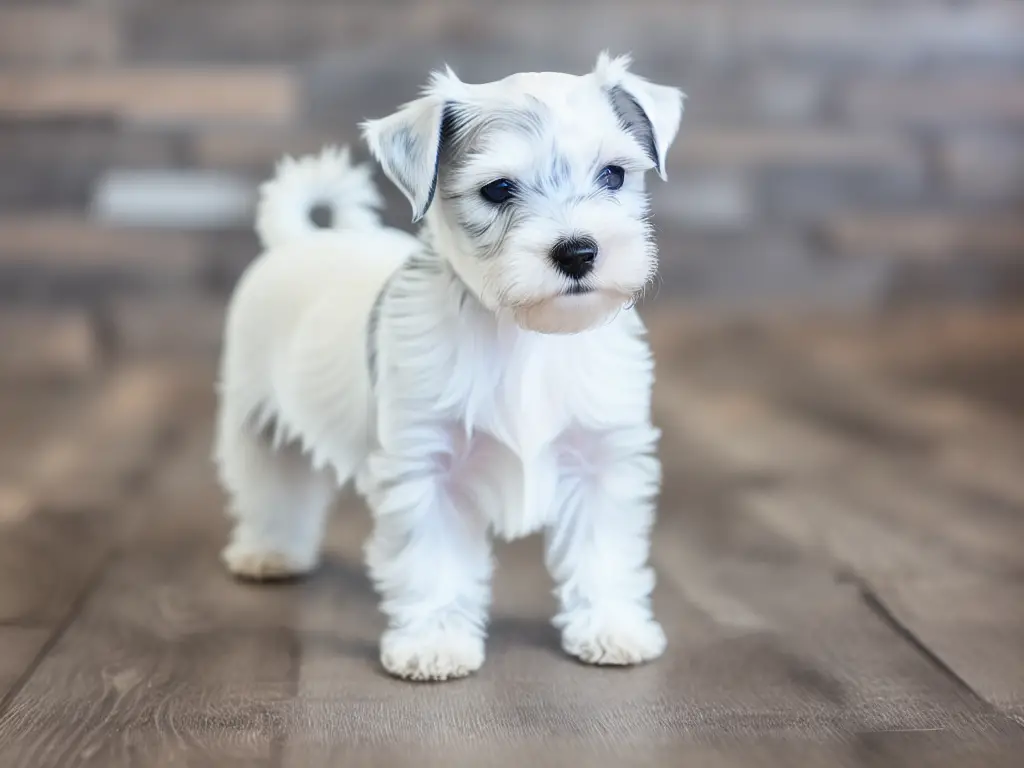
top-left (214, 53), bottom-right (684, 681)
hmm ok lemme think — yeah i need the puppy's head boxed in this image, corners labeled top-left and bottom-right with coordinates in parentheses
top-left (363, 53), bottom-right (684, 334)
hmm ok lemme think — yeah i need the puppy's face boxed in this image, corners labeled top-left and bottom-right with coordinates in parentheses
top-left (364, 54), bottom-right (684, 334)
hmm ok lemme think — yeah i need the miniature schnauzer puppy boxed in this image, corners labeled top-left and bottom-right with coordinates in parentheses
top-left (214, 53), bottom-right (684, 681)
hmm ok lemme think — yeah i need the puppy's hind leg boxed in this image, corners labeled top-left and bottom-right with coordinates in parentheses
top-left (216, 414), bottom-right (335, 581)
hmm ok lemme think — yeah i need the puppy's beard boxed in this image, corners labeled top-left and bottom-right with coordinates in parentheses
top-left (511, 290), bottom-right (631, 334)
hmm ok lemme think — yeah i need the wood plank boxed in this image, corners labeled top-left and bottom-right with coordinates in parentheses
top-left (741, 479), bottom-right (1024, 720)
top-left (651, 316), bottom-right (1024, 720)
top-left (283, 416), bottom-right (1023, 764)
top-left (1, 318), bottom-right (1022, 764)
top-left (649, 425), bottom-right (1012, 730)
top-left (0, 362), bottom-right (207, 746)
top-left (649, 311), bottom-right (1024, 507)
top-left (281, 376), bottom-right (1021, 763)
top-left (875, 574), bottom-right (1024, 720)
top-left (287, 734), bottom-right (1024, 768)
top-left (0, 362), bottom-right (198, 626)
top-left (0, 394), bottom-right (292, 766)
top-left (0, 628), bottom-right (52, 706)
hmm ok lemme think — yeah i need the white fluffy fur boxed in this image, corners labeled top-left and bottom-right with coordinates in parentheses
top-left (215, 55), bottom-right (684, 681)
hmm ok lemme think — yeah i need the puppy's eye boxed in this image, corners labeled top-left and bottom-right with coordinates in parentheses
top-left (480, 178), bottom-right (515, 204)
top-left (597, 165), bottom-right (625, 191)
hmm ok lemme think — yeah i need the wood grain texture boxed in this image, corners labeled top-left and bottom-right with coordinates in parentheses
top-left (0, 314), bottom-right (1022, 766)
top-left (0, 628), bottom-right (51, 705)
top-left (651, 311), bottom-right (1024, 721)
top-left (0, 362), bottom-right (203, 732)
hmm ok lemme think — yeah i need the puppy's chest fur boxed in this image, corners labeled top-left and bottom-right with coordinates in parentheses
top-left (375, 260), bottom-right (653, 539)
top-left (470, 325), bottom-right (575, 455)
top-left (454, 322), bottom-right (604, 539)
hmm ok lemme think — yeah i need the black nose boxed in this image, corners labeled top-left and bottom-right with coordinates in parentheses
top-left (549, 237), bottom-right (598, 280)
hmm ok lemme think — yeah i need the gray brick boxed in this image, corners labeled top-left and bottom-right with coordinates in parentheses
top-left (655, 171), bottom-right (755, 231)
top-left (844, 77), bottom-right (1024, 126)
top-left (0, 8), bottom-right (118, 66)
top-left (756, 164), bottom-right (928, 222)
top-left (941, 132), bottom-right (1024, 202)
top-left (0, 215), bottom-right (203, 304)
top-left (729, 4), bottom-right (1024, 69)
top-left (822, 214), bottom-right (1024, 262)
top-left (886, 258), bottom-right (1024, 307)
top-left (92, 170), bottom-right (255, 229)
top-left (656, 227), bottom-right (888, 310)
top-left (107, 296), bottom-right (225, 359)
top-left (189, 128), bottom-right (344, 171)
top-left (1, 0), bottom-right (1022, 310)
top-left (673, 68), bottom-right (825, 127)
top-left (0, 118), bottom-right (180, 210)
top-left (125, 1), bottom-right (713, 69)
top-left (0, 70), bottom-right (298, 125)
top-left (677, 130), bottom-right (917, 170)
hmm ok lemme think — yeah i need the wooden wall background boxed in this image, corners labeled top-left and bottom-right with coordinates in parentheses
top-left (0, 0), bottom-right (1023, 325)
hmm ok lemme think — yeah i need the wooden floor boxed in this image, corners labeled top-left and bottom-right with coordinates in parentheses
top-left (1, 308), bottom-right (1023, 767)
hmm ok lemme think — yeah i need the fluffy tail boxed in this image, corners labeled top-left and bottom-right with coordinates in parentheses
top-left (255, 145), bottom-right (383, 251)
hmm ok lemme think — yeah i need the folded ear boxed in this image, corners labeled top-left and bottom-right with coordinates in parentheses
top-left (361, 95), bottom-right (447, 222)
top-left (594, 52), bottom-right (685, 180)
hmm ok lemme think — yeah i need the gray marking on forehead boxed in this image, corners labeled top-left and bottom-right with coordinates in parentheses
top-left (436, 99), bottom-right (550, 198)
top-left (445, 103), bottom-right (547, 164)
top-left (544, 154), bottom-right (572, 188)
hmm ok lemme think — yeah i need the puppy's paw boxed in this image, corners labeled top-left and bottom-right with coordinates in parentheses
top-left (380, 625), bottom-right (484, 682)
top-left (561, 612), bottom-right (666, 666)
top-left (221, 542), bottom-right (316, 582)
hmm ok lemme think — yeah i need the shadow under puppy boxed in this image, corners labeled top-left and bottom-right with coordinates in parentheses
top-left (214, 53), bottom-right (684, 681)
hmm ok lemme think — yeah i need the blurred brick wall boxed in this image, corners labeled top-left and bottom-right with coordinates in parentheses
top-left (1, 0), bottom-right (1023, 320)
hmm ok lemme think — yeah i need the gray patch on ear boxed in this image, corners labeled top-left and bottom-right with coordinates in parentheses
top-left (608, 85), bottom-right (659, 170)
top-left (421, 105), bottom-right (456, 219)
top-left (549, 154), bottom-right (571, 188)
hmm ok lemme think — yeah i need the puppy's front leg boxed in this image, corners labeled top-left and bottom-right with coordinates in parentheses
top-left (360, 427), bottom-right (493, 681)
top-left (545, 425), bottom-right (666, 666)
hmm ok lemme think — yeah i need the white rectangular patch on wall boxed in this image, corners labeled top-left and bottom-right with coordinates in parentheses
top-left (92, 170), bottom-right (254, 229)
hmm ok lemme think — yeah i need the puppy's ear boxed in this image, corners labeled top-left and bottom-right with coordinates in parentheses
top-left (362, 68), bottom-right (464, 222)
top-left (594, 52), bottom-right (684, 180)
